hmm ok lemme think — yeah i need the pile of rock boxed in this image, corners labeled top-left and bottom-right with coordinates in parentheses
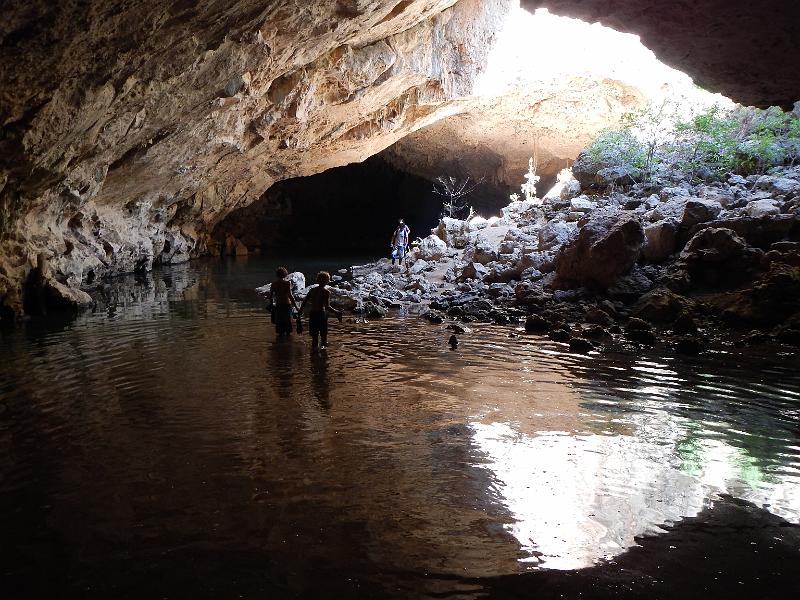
top-left (280, 164), bottom-right (800, 352)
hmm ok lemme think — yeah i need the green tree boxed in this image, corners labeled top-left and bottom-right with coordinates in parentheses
top-left (582, 102), bottom-right (800, 185)
top-left (672, 105), bottom-right (740, 180)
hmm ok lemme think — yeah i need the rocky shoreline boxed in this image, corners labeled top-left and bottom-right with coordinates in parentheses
top-left (270, 165), bottom-right (800, 354)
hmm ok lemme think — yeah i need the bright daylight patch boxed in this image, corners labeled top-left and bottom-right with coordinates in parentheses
top-left (474, 4), bottom-right (733, 115)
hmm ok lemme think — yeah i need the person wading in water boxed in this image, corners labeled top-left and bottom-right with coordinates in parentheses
top-left (299, 271), bottom-right (342, 351)
top-left (270, 267), bottom-right (299, 337)
top-left (390, 218), bottom-right (411, 268)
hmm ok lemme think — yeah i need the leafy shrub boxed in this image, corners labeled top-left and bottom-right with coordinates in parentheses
top-left (735, 106), bottom-right (798, 173)
top-left (586, 129), bottom-right (646, 177)
top-left (670, 105), bottom-right (740, 179)
top-left (582, 101), bottom-right (800, 185)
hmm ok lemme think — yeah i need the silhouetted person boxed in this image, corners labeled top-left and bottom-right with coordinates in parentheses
top-left (299, 271), bottom-right (342, 350)
top-left (390, 218), bottom-right (410, 267)
top-left (270, 267), bottom-right (298, 337)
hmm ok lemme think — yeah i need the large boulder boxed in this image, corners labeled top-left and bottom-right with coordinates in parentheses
top-left (554, 211), bottom-right (644, 289)
top-left (680, 227), bottom-right (750, 263)
top-left (470, 236), bottom-right (498, 265)
top-left (538, 220), bottom-right (576, 251)
top-left (632, 288), bottom-right (695, 322)
top-left (680, 198), bottom-right (722, 230)
top-left (468, 216), bottom-right (491, 229)
top-left (646, 197), bottom-right (689, 222)
top-left (329, 288), bottom-right (359, 311)
top-left (642, 218), bottom-right (679, 262)
top-left (524, 314), bottom-right (550, 333)
top-left (691, 215), bottom-right (798, 249)
top-left (745, 199), bottom-right (781, 218)
top-left (435, 218), bottom-right (471, 249)
top-left (570, 196), bottom-right (596, 213)
top-left (483, 260), bottom-right (524, 283)
top-left (459, 262), bottom-right (489, 281)
top-left (569, 151), bottom-right (601, 189)
top-left (712, 263), bottom-right (800, 327)
top-left (362, 301), bottom-right (388, 319)
top-left (409, 259), bottom-right (429, 275)
top-left (755, 175), bottom-right (800, 196)
top-left (701, 189), bottom-right (738, 208)
top-left (677, 227), bottom-right (763, 289)
top-left (607, 267), bottom-right (653, 301)
top-left (417, 234), bottom-right (447, 260)
top-left (21, 256), bottom-right (93, 316)
top-left (24, 277), bottom-right (93, 315)
top-left (520, 250), bottom-right (557, 274)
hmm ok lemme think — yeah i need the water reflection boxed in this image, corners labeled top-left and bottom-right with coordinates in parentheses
top-left (1, 257), bottom-right (799, 596)
top-left (470, 351), bottom-right (800, 570)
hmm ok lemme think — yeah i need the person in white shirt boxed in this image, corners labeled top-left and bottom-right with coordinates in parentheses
top-left (390, 219), bottom-right (410, 266)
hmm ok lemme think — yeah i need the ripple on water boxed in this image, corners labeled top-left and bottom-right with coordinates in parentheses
top-left (1, 260), bottom-right (799, 593)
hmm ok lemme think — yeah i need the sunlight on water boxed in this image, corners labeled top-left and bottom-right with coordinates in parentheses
top-left (472, 415), bottom-right (800, 570)
top-left (1, 257), bottom-right (799, 595)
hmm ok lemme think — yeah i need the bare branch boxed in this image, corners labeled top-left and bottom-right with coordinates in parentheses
top-left (431, 173), bottom-right (485, 219)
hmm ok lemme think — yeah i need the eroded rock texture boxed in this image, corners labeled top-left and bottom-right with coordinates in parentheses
top-left (382, 78), bottom-right (645, 198)
top-left (0, 0), bottom-right (511, 316)
top-left (2, 0), bottom-right (798, 319)
top-left (524, 0), bottom-right (800, 109)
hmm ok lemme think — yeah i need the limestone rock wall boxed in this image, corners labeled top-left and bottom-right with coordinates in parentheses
top-left (0, 0), bottom-right (512, 316)
top-left (382, 77), bottom-right (646, 200)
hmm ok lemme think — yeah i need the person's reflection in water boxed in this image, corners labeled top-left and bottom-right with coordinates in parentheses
top-left (310, 351), bottom-right (332, 411)
top-left (269, 337), bottom-right (296, 399)
top-left (268, 339), bottom-right (309, 459)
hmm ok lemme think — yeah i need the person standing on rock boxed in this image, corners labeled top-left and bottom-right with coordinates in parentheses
top-left (390, 218), bottom-right (411, 267)
top-left (270, 267), bottom-right (298, 337)
top-left (299, 271), bottom-right (342, 351)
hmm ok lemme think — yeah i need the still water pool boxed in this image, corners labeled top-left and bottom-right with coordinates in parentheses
top-left (1, 257), bottom-right (799, 598)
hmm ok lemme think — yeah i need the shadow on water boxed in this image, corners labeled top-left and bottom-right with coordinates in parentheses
top-left (1, 257), bottom-right (799, 598)
top-left (453, 495), bottom-right (800, 600)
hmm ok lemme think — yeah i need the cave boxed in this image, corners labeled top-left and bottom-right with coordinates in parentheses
top-left (1, 1), bottom-right (800, 598)
top-left (212, 152), bottom-right (520, 257)
top-left (212, 155), bottom-right (443, 256)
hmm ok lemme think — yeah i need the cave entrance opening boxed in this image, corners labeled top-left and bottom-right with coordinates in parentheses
top-left (211, 0), bottom-right (733, 263)
top-left (213, 155), bottom-right (444, 258)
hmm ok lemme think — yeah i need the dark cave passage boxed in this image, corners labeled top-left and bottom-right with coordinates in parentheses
top-left (212, 155), bottom-right (515, 256)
